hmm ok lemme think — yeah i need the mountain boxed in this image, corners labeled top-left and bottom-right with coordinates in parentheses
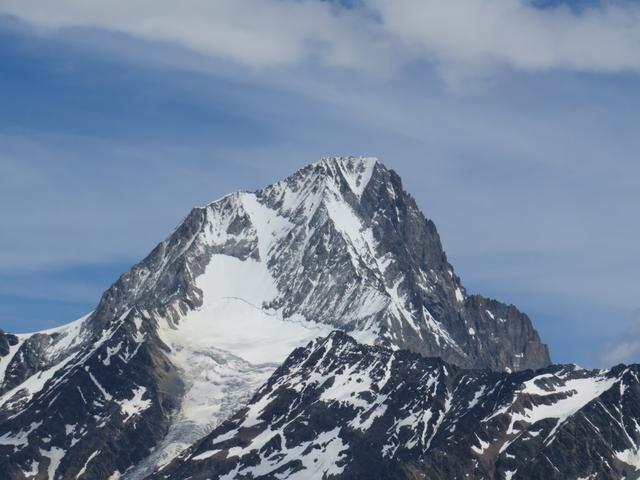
top-left (154, 331), bottom-right (640, 480)
top-left (0, 157), bottom-right (550, 479)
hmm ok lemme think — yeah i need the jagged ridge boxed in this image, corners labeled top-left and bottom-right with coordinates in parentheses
top-left (156, 331), bottom-right (640, 480)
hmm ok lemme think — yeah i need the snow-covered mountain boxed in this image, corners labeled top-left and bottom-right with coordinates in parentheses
top-left (155, 331), bottom-right (640, 480)
top-left (0, 157), bottom-right (551, 479)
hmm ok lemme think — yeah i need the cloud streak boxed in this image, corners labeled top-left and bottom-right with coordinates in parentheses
top-left (371, 0), bottom-right (640, 75)
top-left (602, 309), bottom-right (640, 365)
top-left (2, 0), bottom-right (640, 82)
top-left (0, 0), bottom-right (397, 73)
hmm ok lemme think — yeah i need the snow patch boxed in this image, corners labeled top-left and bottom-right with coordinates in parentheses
top-left (0, 421), bottom-right (42, 449)
top-left (471, 434), bottom-right (490, 455)
top-left (616, 448), bottom-right (640, 471)
top-left (467, 386), bottom-right (486, 409)
top-left (508, 373), bottom-right (616, 440)
top-left (165, 255), bottom-right (334, 364)
top-left (39, 446), bottom-right (66, 480)
top-left (192, 449), bottom-right (220, 461)
top-left (219, 427), bottom-right (348, 480)
top-left (0, 354), bottom-right (77, 410)
top-left (22, 460), bottom-right (39, 477)
top-left (76, 450), bottom-right (100, 479)
top-left (117, 387), bottom-right (151, 423)
top-left (332, 156), bottom-right (377, 198)
top-left (85, 368), bottom-right (112, 401)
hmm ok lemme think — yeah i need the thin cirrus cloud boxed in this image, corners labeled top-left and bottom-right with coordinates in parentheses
top-left (604, 336), bottom-right (640, 365)
top-left (0, 0), bottom-right (397, 73)
top-left (1, 0), bottom-right (640, 83)
top-left (602, 309), bottom-right (640, 365)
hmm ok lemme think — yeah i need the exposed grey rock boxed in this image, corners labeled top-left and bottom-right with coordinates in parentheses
top-left (82, 157), bottom-right (551, 372)
top-left (0, 307), bottom-right (183, 480)
top-left (0, 330), bottom-right (18, 358)
top-left (252, 158), bottom-right (550, 371)
top-left (155, 331), bottom-right (640, 480)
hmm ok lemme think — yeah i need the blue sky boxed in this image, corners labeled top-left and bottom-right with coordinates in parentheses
top-left (0, 1), bottom-right (639, 367)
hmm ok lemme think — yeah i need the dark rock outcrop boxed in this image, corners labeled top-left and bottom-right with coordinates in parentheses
top-left (156, 332), bottom-right (640, 480)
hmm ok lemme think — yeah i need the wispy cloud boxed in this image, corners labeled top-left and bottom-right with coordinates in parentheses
top-left (370, 0), bottom-right (640, 82)
top-left (2, 0), bottom-right (640, 84)
top-left (602, 309), bottom-right (640, 365)
top-left (0, 0), bottom-right (397, 73)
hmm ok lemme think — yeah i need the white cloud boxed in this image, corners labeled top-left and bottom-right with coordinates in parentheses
top-left (603, 339), bottom-right (640, 365)
top-left (2, 0), bottom-right (640, 82)
top-left (0, 0), bottom-right (398, 73)
top-left (371, 0), bottom-right (640, 74)
top-left (602, 309), bottom-right (640, 365)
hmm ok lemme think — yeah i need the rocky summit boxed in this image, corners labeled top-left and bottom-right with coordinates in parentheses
top-left (0, 157), bottom-right (564, 479)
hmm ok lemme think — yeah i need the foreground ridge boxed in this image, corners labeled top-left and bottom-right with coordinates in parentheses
top-left (156, 331), bottom-right (640, 480)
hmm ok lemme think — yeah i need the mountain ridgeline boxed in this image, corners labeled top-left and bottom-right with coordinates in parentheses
top-left (156, 331), bottom-right (640, 480)
top-left (2, 157), bottom-right (623, 480)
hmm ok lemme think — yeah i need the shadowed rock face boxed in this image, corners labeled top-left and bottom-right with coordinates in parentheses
top-left (0, 331), bottom-right (18, 358)
top-left (322, 162), bottom-right (551, 370)
top-left (155, 331), bottom-right (640, 480)
top-left (0, 307), bottom-right (183, 480)
top-left (0, 157), bottom-right (551, 479)
top-left (227, 157), bottom-right (548, 371)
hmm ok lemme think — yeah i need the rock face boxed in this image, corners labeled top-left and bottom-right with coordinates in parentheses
top-left (0, 310), bottom-right (182, 480)
top-left (245, 157), bottom-right (550, 371)
top-left (155, 331), bottom-right (640, 480)
top-left (0, 331), bottom-right (18, 362)
top-left (0, 157), bottom-right (551, 479)
top-left (83, 155), bottom-right (549, 373)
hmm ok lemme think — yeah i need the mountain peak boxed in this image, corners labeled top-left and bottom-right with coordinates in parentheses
top-left (132, 156), bottom-right (549, 373)
top-left (170, 157), bottom-right (549, 373)
top-left (317, 156), bottom-right (379, 197)
top-left (197, 156), bottom-right (381, 220)
top-left (275, 155), bottom-right (381, 201)
top-left (0, 156), bottom-right (551, 479)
